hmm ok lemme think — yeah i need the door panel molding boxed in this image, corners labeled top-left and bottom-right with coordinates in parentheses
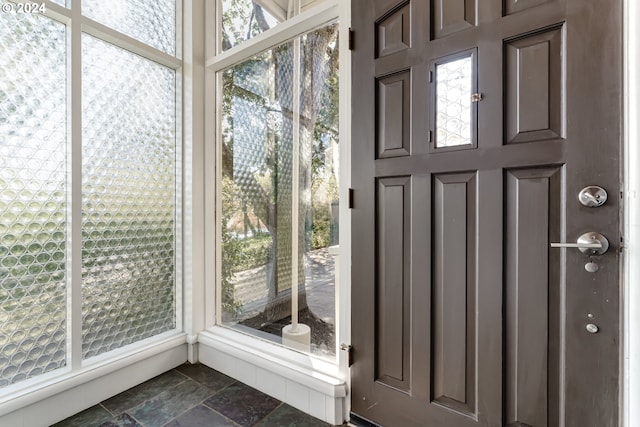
top-left (432, 172), bottom-right (477, 416)
top-left (376, 1), bottom-right (411, 58)
top-left (375, 176), bottom-right (412, 391)
top-left (504, 0), bottom-right (553, 16)
top-left (505, 26), bottom-right (564, 144)
top-left (432, 0), bottom-right (478, 40)
top-left (505, 167), bottom-right (562, 427)
top-left (376, 70), bottom-right (412, 158)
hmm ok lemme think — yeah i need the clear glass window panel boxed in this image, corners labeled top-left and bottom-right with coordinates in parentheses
top-left (0, 12), bottom-right (67, 387)
top-left (51, 0), bottom-right (65, 6)
top-left (82, 35), bottom-right (176, 359)
top-left (221, 0), bottom-right (326, 52)
top-left (435, 55), bottom-right (473, 148)
top-left (82, 0), bottom-right (176, 55)
top-left (220, 23), bottom-right (339, 359)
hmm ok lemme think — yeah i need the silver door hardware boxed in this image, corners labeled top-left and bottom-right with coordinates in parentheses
top-left (586, 324), bottom-right (599, 334)
top-left (471, 92), bottom-right (483, 102)
top-left (578, 186), bottom-right (608, 207)
top-left (550, 232), bottom-right (609, 255)
top-left (585, 262), bottom-right (600, 273)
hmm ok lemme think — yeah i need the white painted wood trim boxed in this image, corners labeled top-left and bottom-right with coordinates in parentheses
top-left (80, 16), bottom-right (183, 69)
top-left (206, 0), bottom-right (338, 72)
top-left (199, 329), bottom-right (346, 425)
top-left (182, 0), bottom-right (206, 362)
top-left (68, 0), bottom-right (83, 373)
top-left (0, 333), bottom-right (187, 420)
top-left (337, 0), bottom-right (352, 421)
top-left (624, 1), bottom-right (639, 426)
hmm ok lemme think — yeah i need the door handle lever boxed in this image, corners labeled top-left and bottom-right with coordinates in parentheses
top-left (550, 242), bottom-right (602, 248)
top-left (550, 232), bottom-right (609, 255)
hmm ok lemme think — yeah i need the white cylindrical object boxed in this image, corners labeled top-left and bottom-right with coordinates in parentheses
top-left (282, 323), bottom-right (311, 352)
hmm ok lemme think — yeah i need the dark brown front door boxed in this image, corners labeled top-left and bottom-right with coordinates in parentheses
top-left (350, 0), bottom-right (622, 426)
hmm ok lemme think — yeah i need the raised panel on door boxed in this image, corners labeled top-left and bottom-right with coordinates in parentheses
top-left (505, 27), bottom-right (564, 144)
top-left (377, 70), bottom-right (411, 158)
top-left (432, 0), bottom-right (477, 40)
top-left (432, 172), bottom-right (477, 416)
top-left (376, 1), bottom-right (411, 58)
top-left (376, 176), bottom-right (411, 391)
top-left (504, 0), bottom-right (552, 16)
top-left (505, 168), bottom-right (562, 427)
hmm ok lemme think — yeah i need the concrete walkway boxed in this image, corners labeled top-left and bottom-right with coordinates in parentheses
top-left (230, 247), bottom-right (336, 324)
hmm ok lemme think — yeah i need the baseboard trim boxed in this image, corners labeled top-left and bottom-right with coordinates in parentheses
top-left (198, 328), bottom-right (347, 425)
top-left (1, 335), bottom-right (188, 426)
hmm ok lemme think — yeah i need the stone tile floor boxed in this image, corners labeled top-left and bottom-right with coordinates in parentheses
top-left (53, 364), bottom-right (335, 427)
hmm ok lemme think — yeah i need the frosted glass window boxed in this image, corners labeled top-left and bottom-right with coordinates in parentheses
top-left (0, 12), bottom-right (67, 387)
top-left (83, 0), bottom-right (176, 55)
top-left (82, 35), bottom-right (176, 359)
top-left (221, 0), bottom-right (326, 51)
top-left (220, 23), bottom-right (339, 359)
top-left (435, 55), bottom-right (473, 148)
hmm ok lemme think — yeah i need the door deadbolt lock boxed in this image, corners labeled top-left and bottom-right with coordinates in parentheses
top-left (579, 186), bottom-right (608, 207)
top-left (550, 232), bottom-right (609, 255)
top-left (586, 324), bottom-right (599, 334)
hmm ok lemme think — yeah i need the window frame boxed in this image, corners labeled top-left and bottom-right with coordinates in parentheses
top-left (205, 0), bottom-right (347, 373)
top-left (0, 0), bottom-right (184, 401)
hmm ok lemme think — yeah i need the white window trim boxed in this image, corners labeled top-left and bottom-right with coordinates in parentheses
top-left (204, 0), bottom-right (342, 360)
top-left (206, 0), bottom-right (338, 72)
top-left (201, 0), bottom-right (350, 422)
top-left (624, 1), bottom-right (640, 426)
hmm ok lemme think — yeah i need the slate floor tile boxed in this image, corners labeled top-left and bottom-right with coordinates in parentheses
top-left (54, 365), bottom-right (335, 427)
top-left (255, 404), bottom-right (330, 427)
top-left (128, 378), bottom-right (213, 427)
top-left (203, 382), bottom-right (281, 427)
top-left (162, 404), bottom-right (240, 427)
top-left (175, 363), bottom-right (236, 392)
top-left (51, 405), bottom-right (113, 427)
top-left (98, 413), bottom-right (143, 427)
top-left (102, 370), bottom-right (187, 414)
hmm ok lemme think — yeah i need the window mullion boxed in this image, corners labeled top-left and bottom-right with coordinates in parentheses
top-left (69, 0), bottom-right (83, 371)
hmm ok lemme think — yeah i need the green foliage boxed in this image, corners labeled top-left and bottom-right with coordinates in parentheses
top-left (311, 211), bottom-right (331, 249)
top-left (236, 233), bottom-right (272, 271)
top-left (220, 177), bottom-right (243, 316)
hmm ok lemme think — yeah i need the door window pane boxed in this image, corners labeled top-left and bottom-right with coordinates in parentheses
top-left (82, 35), bottom-right (176, 359)
top-left (435, 55), bottom-right (473, 148)
top-left (0, 12), bottom-right (67, 387)
top-left (221, 0), bottom-right (327, 51)
top-left (220, 23), bottom-right (339, 359)
top-left (82, 0), bottom-right (176, 55)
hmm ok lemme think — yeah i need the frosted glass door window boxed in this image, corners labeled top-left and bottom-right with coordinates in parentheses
top-left (435, 54), bottom-right (474, 148)
top-left (0, 13), bottom-right (67, 386)
top-left (81, 35), bottom-right (177, 359)
top-left (219, 23), bottom-right (339, 359)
